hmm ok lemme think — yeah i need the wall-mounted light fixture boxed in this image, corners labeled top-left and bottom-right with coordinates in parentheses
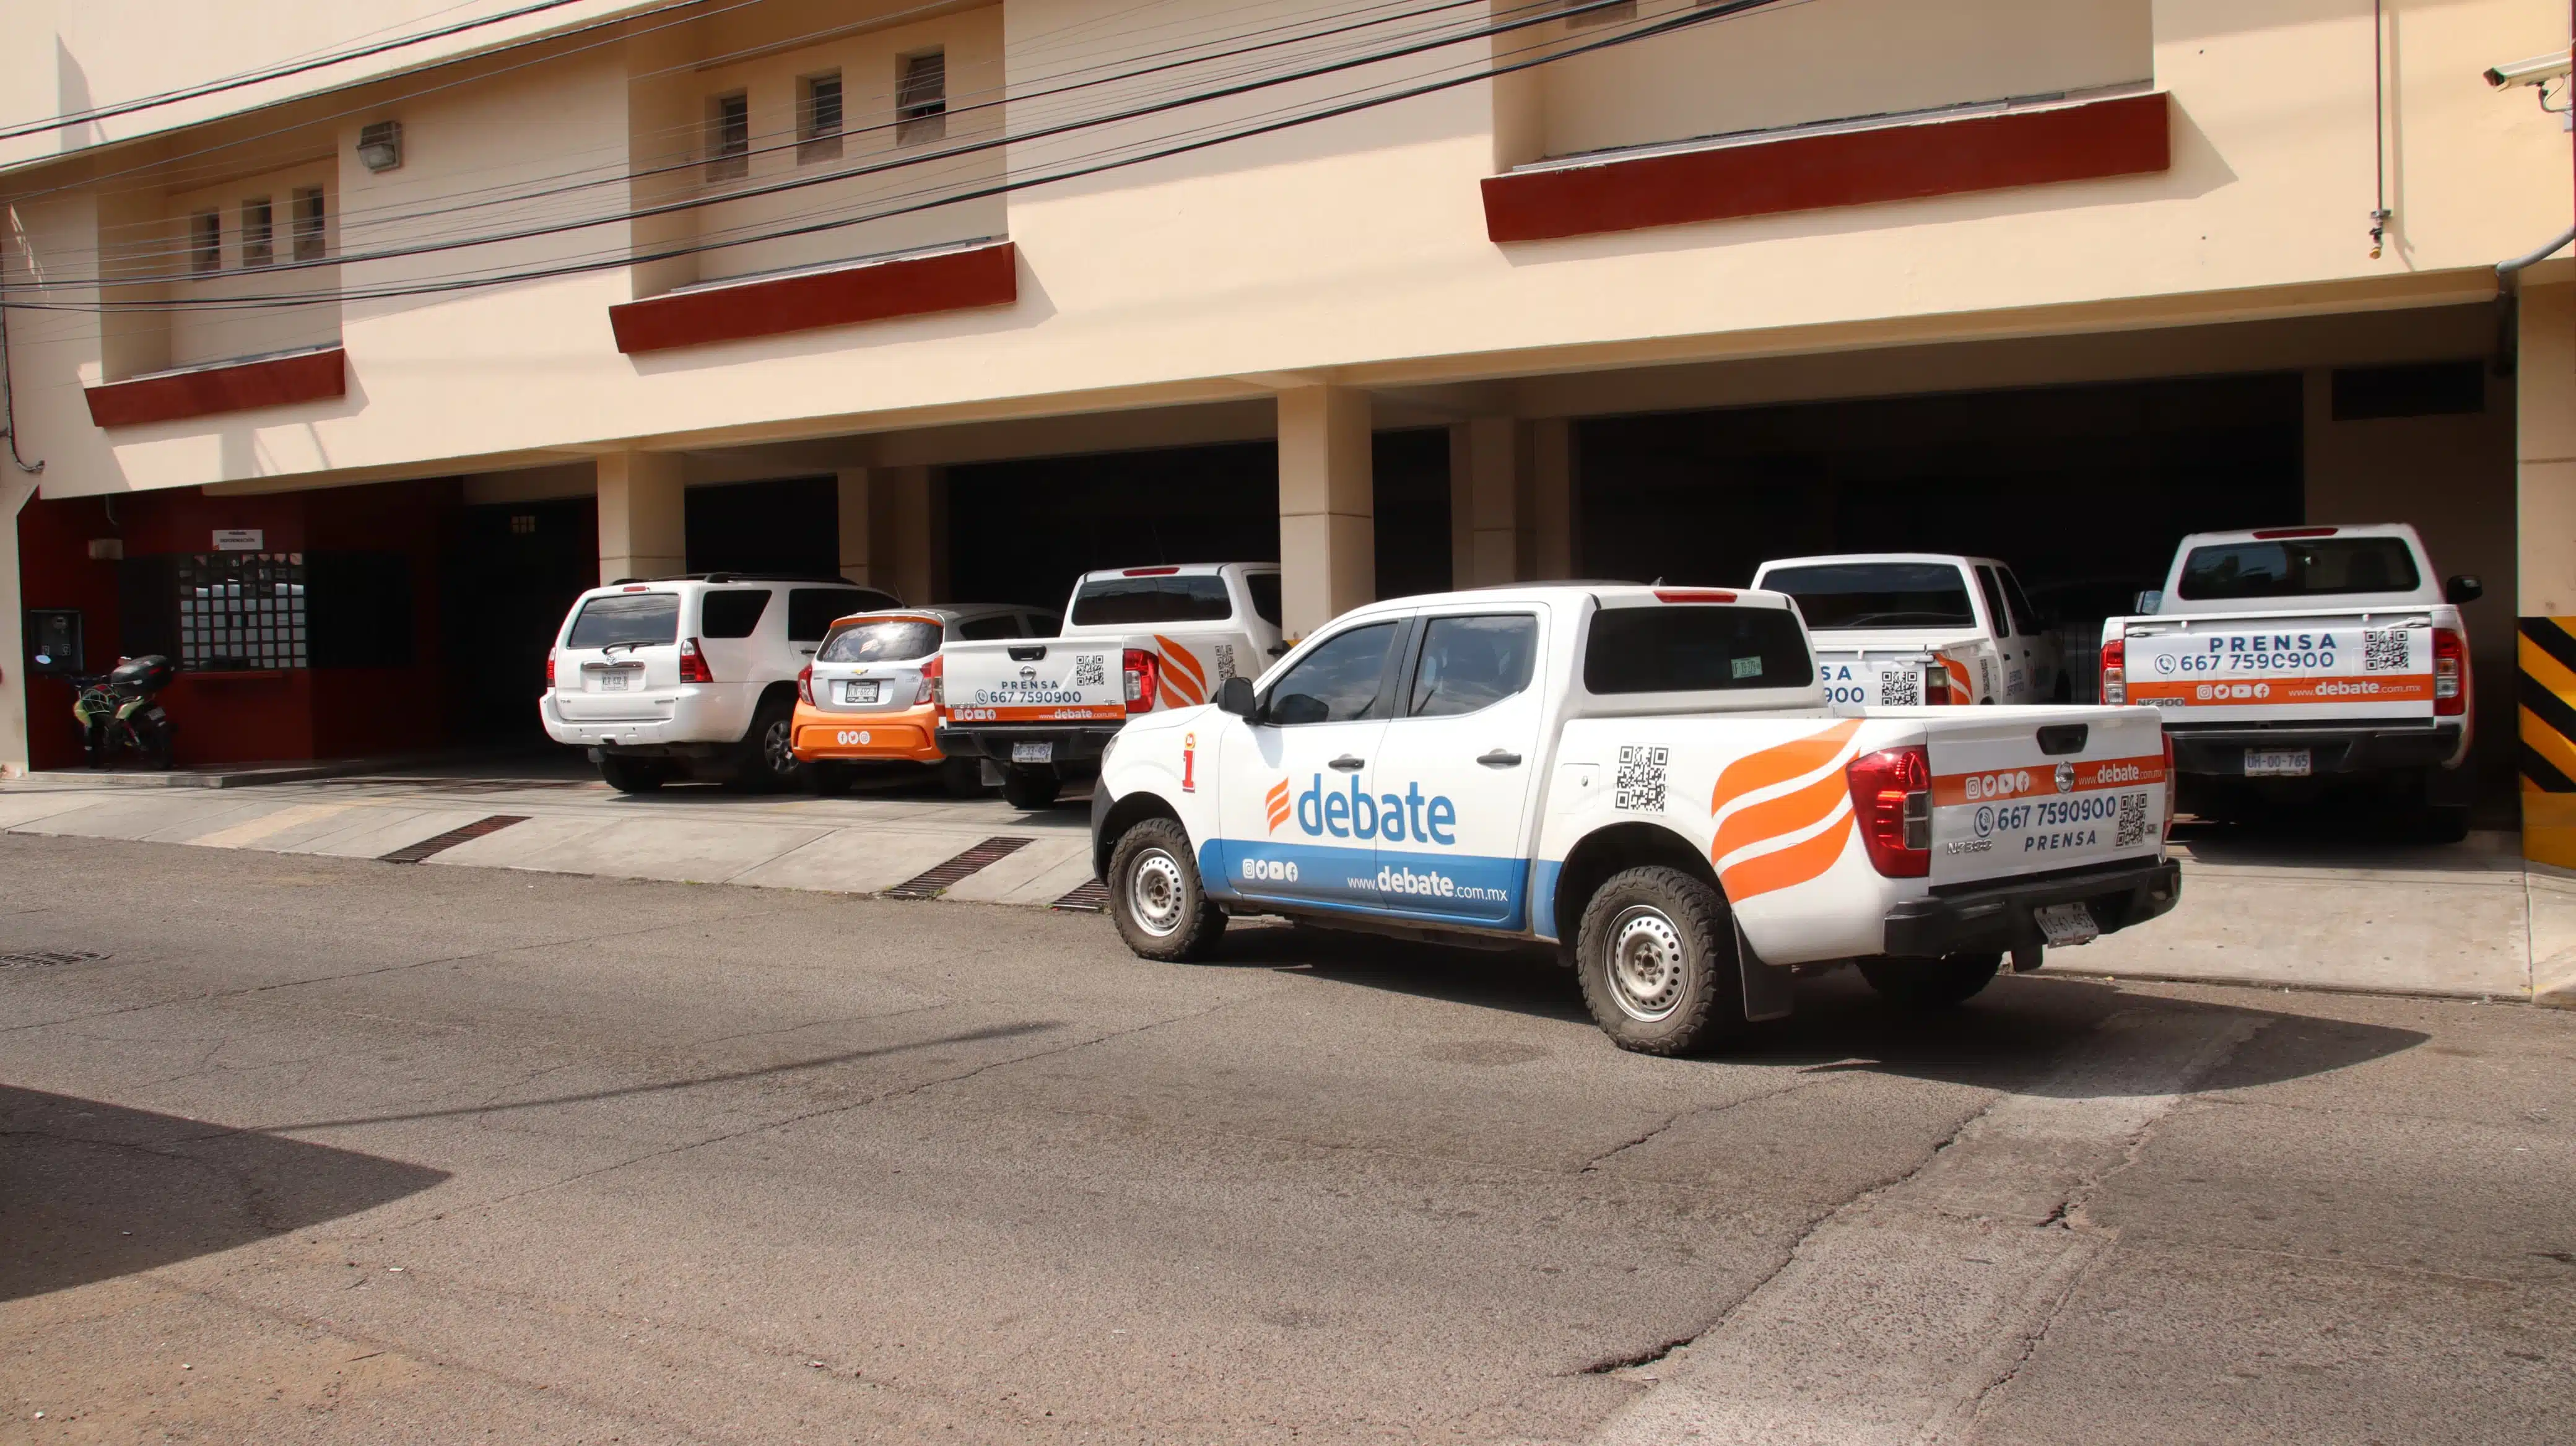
top-left (356, 120), bottom-right (402, 173)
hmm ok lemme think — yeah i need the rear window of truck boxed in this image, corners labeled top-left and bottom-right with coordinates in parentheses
top-left (2177, 538), bottom-right (2422, 601)
top-left (567, 593), bottom-right (679, 649)
top-left (1762, 563), bottom-right (1975, 629)
top-left (1585, 606), bottom-right (1811, 694)
top-left (1069, 575), bottom-right (1233, 625)
top-left (818, 619), bottom-right (942, 663)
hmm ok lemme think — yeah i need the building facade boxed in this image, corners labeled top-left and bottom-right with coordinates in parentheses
top-left (1, 1), bottom-right (2570, 845)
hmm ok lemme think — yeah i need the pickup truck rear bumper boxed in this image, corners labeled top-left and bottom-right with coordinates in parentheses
top-left (2167, 721), bottom-right (2465, 776)
top-left (934, 724), bottom-right (1120, 766)
top-left (1882, 857), bottom-right (2180, 959)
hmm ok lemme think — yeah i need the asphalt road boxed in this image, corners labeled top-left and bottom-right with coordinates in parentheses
top-left (0, 834), bottom-right (2569, 1444)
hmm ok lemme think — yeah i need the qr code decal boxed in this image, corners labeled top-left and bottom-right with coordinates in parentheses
top-left (2362, 629), bottom-right (2408, 673)
top-left (1614, 744), bottom-right (1669, 812)
top-left (2114, 791), bottom-right (2148, 848)
top-left (1878, 670), bottom-right (1921, 707)
top-left (1211, 643), bottom-right (1237, 681)
top-left (1072, 654), bottom-right (1105, 688)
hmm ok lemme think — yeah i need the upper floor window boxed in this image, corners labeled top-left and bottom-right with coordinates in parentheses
top-left (799, 71), bottom-right (843, 164)
top-left (241, 196), bottom-right (274, 268)
top-left (189, 211), bottom-right (221, 275)
top-left (292, 186), bottom-right (327, 262)
top-left (897, 50), bottom-right (946, 146)
top-left (706, 91), bottom-right (750, 182)
top-left (1565, 0), bottom-right (1637, 27)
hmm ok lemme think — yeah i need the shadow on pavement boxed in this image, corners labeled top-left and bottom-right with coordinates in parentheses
top-left (0, 1086), bottom-right (450, 1304)
top-left (1219, 920), bottom-right (2430, 1095)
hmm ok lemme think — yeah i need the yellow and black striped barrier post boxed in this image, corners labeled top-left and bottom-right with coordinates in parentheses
top-left (2520, 617), bottom-right (2576, 867)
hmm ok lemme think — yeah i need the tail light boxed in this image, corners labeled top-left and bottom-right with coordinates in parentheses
top-left (2100, 638), bottom-right (2126, 705)
top-left (1123, 648), bottom-right (1160, 711)
top-left (544, 649), bottom-right (555, 689)
top-left (796, 663), bottom-right (814, 706)
top-left (678, 637), bottom-right (713, 684)
top-left (1925, 665), bottom-right (1949, 705)
top-left (2433, 628), bottom-right (2466, 716)
top-left (2162, 731), bottom-right (2177, 838)
top-left (919, 654), bottom-right (942, 707)
top-left (1847, 746), bottom-right (1931, 878)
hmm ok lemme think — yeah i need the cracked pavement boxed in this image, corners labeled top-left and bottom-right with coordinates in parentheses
top-left (0, 834), bottom-right (2570, 1444)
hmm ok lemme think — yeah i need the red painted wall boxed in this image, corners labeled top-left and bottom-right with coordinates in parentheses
top-left (15, 477), bottom-right (461, 770)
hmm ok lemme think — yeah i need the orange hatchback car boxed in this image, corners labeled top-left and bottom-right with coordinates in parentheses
top-left (793, 604), bottom-right (1056, 795)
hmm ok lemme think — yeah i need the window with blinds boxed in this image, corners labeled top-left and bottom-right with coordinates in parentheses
top-left (897, 50), bottom-right (946, 146)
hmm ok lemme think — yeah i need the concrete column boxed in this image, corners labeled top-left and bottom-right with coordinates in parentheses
top-left (1455, 416), bottom-right (1525, 588)
top-left (835, 468), bottom-right (872, 586)
top-left (1530, 417), bottom-right (1575, 580)
top-left (871, 464), bottom-right (938, 604)
top-left (1277, 385), bottom-right (1374, 639)
top-left (2521, 279), bottom-right (2576, 871)
top-left (0, 476), bottom-right (38, 778)
top-left (596, 452), bottom-right (685, 583)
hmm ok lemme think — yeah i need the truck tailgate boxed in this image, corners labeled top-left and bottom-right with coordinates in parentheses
top-left (2120, 611), bottom-right (2436, 724)
top-left (1814, 649), bottom-right (1941, 713)
top-left (941, 638), bottom-right (1128, 725)
top-left (1924, 707), bottom-right (2167, 886)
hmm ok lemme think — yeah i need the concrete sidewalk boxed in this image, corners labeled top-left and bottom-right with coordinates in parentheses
top-left (2, 767), bottom-right (2564, 1004)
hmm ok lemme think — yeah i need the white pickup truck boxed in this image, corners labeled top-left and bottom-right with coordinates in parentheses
top-left (1089, 583), bottom-right (2179, 1054)
top-left (1752, 553), bottom-right (2065, 710)
top-left (2099, 524), bottom-right (2481, 840)
top-left (934, 562), bottom-right (1284, 809)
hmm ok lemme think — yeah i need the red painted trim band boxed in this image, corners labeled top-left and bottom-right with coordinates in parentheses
top-left (609, 240), bottom-right (1019, 354)
top-left (1481, 90), bottom-right (2170, 244)
top-left (84, 347), bottom-right (347, 429)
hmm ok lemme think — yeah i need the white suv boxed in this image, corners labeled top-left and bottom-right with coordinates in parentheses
top-left (542, 573), bottom-right (899, 792)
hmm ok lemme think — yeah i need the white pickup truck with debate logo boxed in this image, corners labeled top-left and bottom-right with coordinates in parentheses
top-left (934, 563), bottom-right (1282, 810)
top-left (1090, 584), bottom-right (2179, 1054)
top-left (2099, 524), bottom-right (2481, 840)
top-left (1752, 553), bottom-right (2064, 711)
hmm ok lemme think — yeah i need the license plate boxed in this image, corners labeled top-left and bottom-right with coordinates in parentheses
top-left (1011, 741), bottom-right (1053, 764)
top-left (597, 671), bottom-right (630, 692)
top-left (2034, 902), bottom-right (2099, 947)
top-left (2245, 747), bottom-right (2311, 778)
top-left (842, 680), bottom-right (879, 704)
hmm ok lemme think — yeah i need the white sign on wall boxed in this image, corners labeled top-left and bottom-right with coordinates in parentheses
top-left (212, 528), bottom-right (264, 551)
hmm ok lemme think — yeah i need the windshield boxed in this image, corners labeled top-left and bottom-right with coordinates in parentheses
top-left (566, 593), bottom-right (679, 649)
top-left (817, 619), bottom-right (942, 663)
top-left (1069, 575), bottom-right (1233, 626)
top-left (1762, 563), bottom-right (1976, 629)
top-left (2177, 538), bottom-right (2422, 601)
top-left (1585, 606), bottom-right (1812, 694)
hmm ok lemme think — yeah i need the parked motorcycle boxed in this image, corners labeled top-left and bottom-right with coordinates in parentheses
top-left (72, 655), bottom-right (177, 770)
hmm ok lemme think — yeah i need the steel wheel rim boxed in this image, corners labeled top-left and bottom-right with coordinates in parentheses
top-left (1128, 848), bottom-right (1188, 938)
top-left (1606, 905), bottom-right (1689, 1022)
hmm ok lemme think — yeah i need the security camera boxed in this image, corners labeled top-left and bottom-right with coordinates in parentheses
top-left (2486, 50), bottom-right (2570, 88)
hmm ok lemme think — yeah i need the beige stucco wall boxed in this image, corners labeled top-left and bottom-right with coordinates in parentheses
top-left (0, 0), bottom-right (2565, 502)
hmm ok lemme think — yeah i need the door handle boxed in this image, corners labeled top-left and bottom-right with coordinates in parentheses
top-left (1328, 755), bottom-right (1364, 771)
top-left (1477, 750), bottom-right (1523, 768)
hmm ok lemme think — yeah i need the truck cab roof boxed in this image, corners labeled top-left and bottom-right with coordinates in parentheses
top-left (2150, 523), bottom-right (2443, 616)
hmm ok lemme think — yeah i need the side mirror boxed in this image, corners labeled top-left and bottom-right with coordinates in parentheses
top-left (1216, 675), bottom-right (1256, 718)
top-left (2445, 574), bottom-right (2484, 605)
top-left (2133, 590), bottom-right (2163, 615)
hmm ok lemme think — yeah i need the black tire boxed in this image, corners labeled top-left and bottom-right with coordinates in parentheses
top-left (1573, 865), bottom-right (1743, 1056)
top-left (598, 755), bottom-right (668, 794)
top-left (807, 762), bottom-right (855, 797)
top-left (2415, 803), bottom-right (2471, 845)
top-left (1107, 817), bottom-right (1227, 962)
top-left (1858, 953), bottom-right (2001, 1010)
top-left (739, 695), bottom-right (803, 792)
top-left (1000, 765), bottom-right (1061, 811)
top-left (939, 757), bottom-right (986, 799)
top-left (137, 723), bottom-right (174, 772)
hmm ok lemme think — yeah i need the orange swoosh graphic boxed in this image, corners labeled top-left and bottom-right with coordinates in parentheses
top-left (1720, 814), bottom-right (1855, 902)
top-left (1711, 767), bottom-right (1849, 865)
top-left (1708, 719), bottom-right (1860, 819)
top-left (1155, 636), bottom-right (1208, 688)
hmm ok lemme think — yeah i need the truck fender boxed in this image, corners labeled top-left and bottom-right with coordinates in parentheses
top-left (1093, 787), bottom-right (1183, 881)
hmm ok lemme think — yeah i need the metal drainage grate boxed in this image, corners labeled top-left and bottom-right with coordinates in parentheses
top-left (0, 950), bottom-right (105, 969)
top-left (1049, 878), bottom-right (1110, 913)
top-left (378, 814), bottom-right (529, 865)
top-left (884, 837), bottom-right (1032, 900)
